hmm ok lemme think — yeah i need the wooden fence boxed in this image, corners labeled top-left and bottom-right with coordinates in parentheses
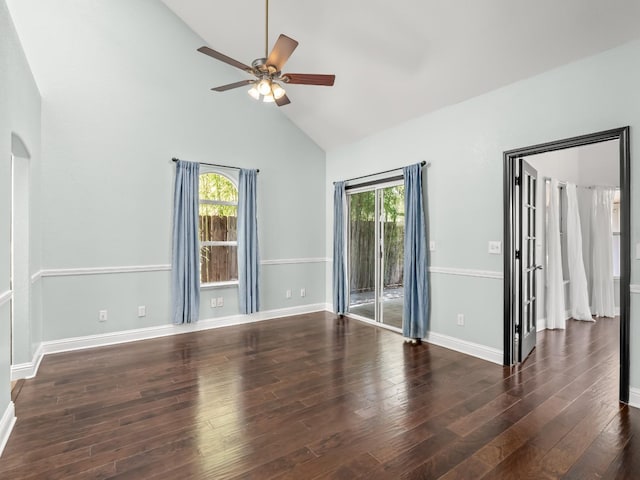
top-left (349, 220), bottom-right (404, 292)
top-left (200, 215), bottom-right (237, 283)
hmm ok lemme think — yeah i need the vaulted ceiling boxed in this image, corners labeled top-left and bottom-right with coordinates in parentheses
top-left (164, 0), bottom-right (640, 151)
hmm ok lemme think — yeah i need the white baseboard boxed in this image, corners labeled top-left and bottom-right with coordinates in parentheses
top-left (0, 402), bottom-right (16, 458)
top-left (11, 344), bottom-right (44, 381)
top-left (629, 388), bottom-right (640, 410)
top-left (425, 331), bottom-right (503, 365)
top-left (42, 303), bottom-right (327, 356)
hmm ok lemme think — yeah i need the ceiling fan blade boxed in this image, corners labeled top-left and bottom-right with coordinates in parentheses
top-left (266, 34), bottom-right (299, 71)
top-left (275, 94), bottom-right (291, 107)
top-left (282, 73), bottom-right (335, 86)
top-left (211, 80), bottom-right (254, 92)
top-left (197, 46), bottom-right (252, 72)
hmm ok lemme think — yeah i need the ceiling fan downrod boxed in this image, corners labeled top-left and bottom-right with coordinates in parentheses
top-left (265, 0), bottom-right (269, 59)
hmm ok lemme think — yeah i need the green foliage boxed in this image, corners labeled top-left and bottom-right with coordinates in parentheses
top-left (199, 173), bottom-right (238, 217)
top-left (349, 186), bottom-right (405, 223)
top-left (383, 185), bottom-right (405, 223)
top-left (350, 190), bottom-right (375, 221)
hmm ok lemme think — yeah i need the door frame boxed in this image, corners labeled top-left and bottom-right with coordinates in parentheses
top-left (503, 126), bottom-right (631, 403)
top-left (346, 179), bottom-right (405, 331)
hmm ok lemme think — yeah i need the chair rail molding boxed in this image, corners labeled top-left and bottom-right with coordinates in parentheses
top-left (428, 266), bottom-right (503, 280)
top-left (41, 264), bottom-right (172, 277)
top-left (260, 257), bottom-right (331, 265)
top-left (40, 259), bottom-right (331, 277)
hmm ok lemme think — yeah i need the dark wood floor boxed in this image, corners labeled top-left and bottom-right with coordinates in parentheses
top-left (1, 312), bottom-right (637, 479)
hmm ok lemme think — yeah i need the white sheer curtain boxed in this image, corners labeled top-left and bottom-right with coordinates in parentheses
top-left (546, 179), bottom-right (566, 329)
top-left (591, 187), bottom-right (615, 317)
top-left (565, 184), bottom-right (593, 322)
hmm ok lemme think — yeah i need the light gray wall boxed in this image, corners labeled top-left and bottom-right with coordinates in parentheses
top-left (7, 0), bottom-right (326, 342)
top-left (578, 139), bottom-right (620, 187)
top-left (326, 39), bottom-right (640, 389)
top-left (0, 0), bottom-right (42, 416)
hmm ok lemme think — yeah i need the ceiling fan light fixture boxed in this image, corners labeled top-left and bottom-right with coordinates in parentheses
top-left (198, 0), bottom-right (334, 107)
top-left (271, 82), bottom-right (286, 100)
top-left (257, 78), bottom-right (272, 96)
top-left (247, 85), bottom-right (260, 100)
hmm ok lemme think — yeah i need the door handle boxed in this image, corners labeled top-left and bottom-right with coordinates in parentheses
top-left (535, 265), bottom-right (543, 270)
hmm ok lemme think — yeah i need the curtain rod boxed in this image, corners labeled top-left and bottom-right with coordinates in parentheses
top-left (334, 161), bottom-right (429, 185)
top-left (544, 177), bottom-right (567, 187)
top-left (172, 157), bottom-right (259, 173)
top-left (544, 177), bottom-right (617, 190)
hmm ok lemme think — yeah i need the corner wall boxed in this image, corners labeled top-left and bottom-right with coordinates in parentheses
top-left (7, 0), bottom-right (326, 343)
top-left (0, 0), bottom-right (42, 449)
top-left (326, 39), bottom-right (640, 390)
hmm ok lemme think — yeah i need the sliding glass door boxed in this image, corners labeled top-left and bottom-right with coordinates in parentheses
top-left (348, 182), bottom-right (405, 329)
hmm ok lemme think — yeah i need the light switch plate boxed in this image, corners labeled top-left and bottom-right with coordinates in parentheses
top-left (429, 241), bottom-right (436, 252)
top-left (488, 241), bottom-right (502, 255)
top-left (636, 242), bottom-right (640, 260)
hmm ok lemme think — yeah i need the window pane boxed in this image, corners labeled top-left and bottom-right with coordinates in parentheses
top-left (612, 203), bottom-right (620, 233)
top-left (348, 190), bottom-right (376, 321)
top-left (612, 234), bottom-right (621, 277)
top-left (200, 245), bottom-right (238, 283)
top-left (199, 205), bottom-right (237, 242)
top-left (199, 173), bottom-right (238, 203)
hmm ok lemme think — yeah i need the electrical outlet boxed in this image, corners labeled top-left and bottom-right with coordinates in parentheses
top-left (457, 313), bottom-right (464, 326)
top-left (216, 297), bottom-right (224, 307)
top-left (138, 305), bottom-right (146, 317)
top-left (99, 310), bottom-right (108, 322)
top-left (300, 288), bottom-right (306, 297)
top-left (286, 289), bottom-right (292, 299)
top-left (210, 298), bottom-right (217, 308)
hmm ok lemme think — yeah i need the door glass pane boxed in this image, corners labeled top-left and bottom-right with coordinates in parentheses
top-left (348, 191), bottom-right (376, 320)
top-left (381, 185), bottom-right (405, 329)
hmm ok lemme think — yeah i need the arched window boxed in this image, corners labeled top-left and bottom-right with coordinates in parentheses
top-left (199, 171), bottom-right (238, 285)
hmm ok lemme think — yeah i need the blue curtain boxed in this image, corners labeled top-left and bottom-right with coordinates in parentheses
top-left (403, 163), bottom-right (429, 339)
top-left (238, 169), bottom-right (260, 314)
top-left (333, 181), bottom-right (348, 314)
top-left (171, 160), bottom-right (200, 324)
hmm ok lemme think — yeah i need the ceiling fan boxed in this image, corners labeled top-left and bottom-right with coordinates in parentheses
top-left (197, 0), bottom-right (335, 107)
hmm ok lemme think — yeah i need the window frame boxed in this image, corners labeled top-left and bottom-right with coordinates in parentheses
top-left (198, 167), bottom-right (240, 289)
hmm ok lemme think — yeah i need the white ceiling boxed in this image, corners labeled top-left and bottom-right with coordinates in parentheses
top-left (161, 0), bottom-right (640, 151)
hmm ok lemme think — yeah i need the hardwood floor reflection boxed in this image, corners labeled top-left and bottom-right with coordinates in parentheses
top-left (0, 312), bottom-right (635, 479)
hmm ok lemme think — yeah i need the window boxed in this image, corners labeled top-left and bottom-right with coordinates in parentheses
top-left (199, 171), bottom-right (238, 285)
top-left (612, 189), bottom-right (621, 278)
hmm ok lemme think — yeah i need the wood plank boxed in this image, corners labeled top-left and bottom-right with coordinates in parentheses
top-left (0, 312), bottom-right (631, 479)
